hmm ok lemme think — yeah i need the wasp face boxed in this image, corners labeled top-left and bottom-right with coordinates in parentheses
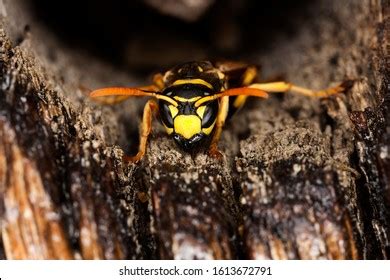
top-left (158, 85), bottom-right (219, 151)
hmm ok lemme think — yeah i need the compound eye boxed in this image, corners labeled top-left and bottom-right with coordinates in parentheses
top-left (199, 102), bottom-right (218, 128)
top-left (159, 102), bottom-right (179, 128)
top-left (159, 102), bottom-right (177, 128)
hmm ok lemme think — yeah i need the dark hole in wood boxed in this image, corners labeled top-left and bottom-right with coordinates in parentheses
top-left (31, 0), bottom-right (314, 73)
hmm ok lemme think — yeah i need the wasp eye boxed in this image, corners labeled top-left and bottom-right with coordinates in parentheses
top-left (159, 102), bottom-right (175, 127)
top-left (200, 102), bottom-right (218, 128)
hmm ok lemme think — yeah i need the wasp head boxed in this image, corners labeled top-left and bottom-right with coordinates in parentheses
top-left (158, 88), bottom-right (219, 151)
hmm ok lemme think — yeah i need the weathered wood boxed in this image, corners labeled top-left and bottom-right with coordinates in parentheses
top-left (144, 137), bottom-right (240, 259)
top-left (0, 29), bottom-right (141, 259)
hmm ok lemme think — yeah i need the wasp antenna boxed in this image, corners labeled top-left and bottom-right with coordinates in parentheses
top-left (90, 87), bottom-right (157, 98)
top-left (90, 87), bottom-right (179, 106)
top-left (219, 87), bottom-right (268, 98)
top-left (195, 87), bottom-right (268, 107)
top-left (154, 94), bottom-right (179, 106)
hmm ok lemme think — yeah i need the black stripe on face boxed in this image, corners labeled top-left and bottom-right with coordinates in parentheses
top-left (179, 103), bottom-right (196, 115)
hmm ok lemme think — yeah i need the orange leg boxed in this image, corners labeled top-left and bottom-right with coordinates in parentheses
top-left (231, 65), bottom-right (259, 110)
top-left (123, 99), bottom-right (159, 163)
top-left (152, 73), bottom-right (165, 90)
top-left (208, 96), bottom-right (230, 159)
top-left (248, 80), bottom-right (353, 97)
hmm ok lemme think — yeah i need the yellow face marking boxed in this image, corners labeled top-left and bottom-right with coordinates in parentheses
top-left (172, 79), bottom-right (213, 89)
top-left (174, 115), bottom-right (202, 139)
top-left (173, 96), bottom-right (202, 103)
top-left (202, 120), bottom-right (216, 135)
top-left (196, 106), bottom-right (206, 118)
top-left (168, 105), bottom-right (178, 118)
top-left (156, 95), bottom-right (178, 106)
top-left (163, 124), bottom-right (174, 134)
top-left (197, 66), bottom-right (204, 72)
top-left (195, 94), bottom-right (221, 107)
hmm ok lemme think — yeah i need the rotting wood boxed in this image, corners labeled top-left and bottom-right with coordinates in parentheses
top-left (0, 29), bottom-right (141, 259)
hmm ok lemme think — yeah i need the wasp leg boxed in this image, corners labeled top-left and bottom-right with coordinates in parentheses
top-left (242, 66), bottom-right (258, 85)
top-left (248, 80), bottom-right (353, 97)
top-left (152, 73), bottom-right (165, 90)
top-left (123, 99), bottom-right (159, 163)
top-left (231, 66), bottom-right (259, 111)
top-left (208, 96), bottom-right (230, 159)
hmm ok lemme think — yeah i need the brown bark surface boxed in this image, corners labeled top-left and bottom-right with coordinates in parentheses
top-left (0, 0), bottom-right (389, 259)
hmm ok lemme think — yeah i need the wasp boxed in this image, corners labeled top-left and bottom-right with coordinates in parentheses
top-left (90, 61), bottom-right (349, 162)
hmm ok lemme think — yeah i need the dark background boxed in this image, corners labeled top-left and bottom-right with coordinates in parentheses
top-left (32, 0), bottom-right (312, 72)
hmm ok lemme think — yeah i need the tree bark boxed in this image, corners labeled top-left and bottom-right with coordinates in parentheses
top-left (0, 0), bottom-right (389, 259)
